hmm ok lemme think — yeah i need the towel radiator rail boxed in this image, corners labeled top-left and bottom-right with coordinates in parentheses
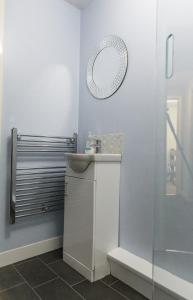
top-left (10, 128), bottom-right (77, 224)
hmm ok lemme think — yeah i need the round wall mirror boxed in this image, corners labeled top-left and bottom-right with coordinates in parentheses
top-left (87, 35), bottom-right (128, 99)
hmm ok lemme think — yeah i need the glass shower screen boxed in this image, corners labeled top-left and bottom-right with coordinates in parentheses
top-left (154, 1), bottom-right (193, 299)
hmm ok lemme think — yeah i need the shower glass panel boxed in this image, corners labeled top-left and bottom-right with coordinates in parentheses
top-left (154, 1), bottom-right (193, 299)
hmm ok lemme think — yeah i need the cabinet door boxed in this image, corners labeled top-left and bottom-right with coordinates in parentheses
top-left (63, 176), bottom-right (95, 270)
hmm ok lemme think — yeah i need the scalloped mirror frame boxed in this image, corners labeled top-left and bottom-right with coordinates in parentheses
top-left (87, 35), bottom-right (128, 100)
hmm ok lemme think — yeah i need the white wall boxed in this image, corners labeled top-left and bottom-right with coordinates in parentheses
top-left (0, 0), bottom-right (4, 139)
top-left (79, 0), bottom-right (157, 261)
top-left (0, 0), bottom-right (80, 252)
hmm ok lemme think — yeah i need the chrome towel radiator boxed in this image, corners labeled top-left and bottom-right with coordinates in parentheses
top-left (10, 128), bottom-right (77, 224)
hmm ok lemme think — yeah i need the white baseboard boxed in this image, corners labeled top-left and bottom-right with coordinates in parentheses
top-left (0, 236), bottom-right (63, 268)
top-left (63, 250), bottom-right (110, 283)
top-left (63, 251), bottom-right (94, 282)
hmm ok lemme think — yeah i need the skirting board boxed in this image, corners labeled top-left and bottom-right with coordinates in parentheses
top-left (63, 251), bottom-right (94, 282)
top-left (0, 236), bottom-right (63, 268)
top-left (63, 251), bottom-right (111, 283)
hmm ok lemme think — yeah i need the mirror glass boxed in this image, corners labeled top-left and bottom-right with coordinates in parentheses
top-left (93, 47), bottom-right (120, 89)
top-left (87, 35), bottom-right (128, 99)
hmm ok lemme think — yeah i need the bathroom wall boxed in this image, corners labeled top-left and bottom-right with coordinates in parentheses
top-left (79, 0), bottom-right (157, 261)
top-left (0, 0), bottom-right (80, 252)
top-left (0, 0), bottom-right (4, 139)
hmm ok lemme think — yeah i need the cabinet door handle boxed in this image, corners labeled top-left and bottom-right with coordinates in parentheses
top-left (166, 34), bottom-right (174, 79)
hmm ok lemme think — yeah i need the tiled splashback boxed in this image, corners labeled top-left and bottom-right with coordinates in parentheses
top-left (91, 133), bottom-right (124, 154)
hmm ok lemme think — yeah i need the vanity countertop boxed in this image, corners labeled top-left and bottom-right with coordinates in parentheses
top-left (66, 153), bottom-right (122, 162)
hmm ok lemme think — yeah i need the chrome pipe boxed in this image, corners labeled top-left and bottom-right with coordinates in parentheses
top-left (16, 166), bottom-right (66, 171)
top-left (16, 189), bottom-right (64, 198)
top-left (16, 170), bottom-right (66, 176)
top-left (15, 206), bottom-right (63, 219)
top-left (10, 128), bottom-right (17, 224)
top-left (16, 184), bottom-right (64, 192)
top-left (16, 175), bottom-right (65, 181)
top-left (17, 144), bottom-right (75, 149)
top-left (10, 128), bottom-right (77, 224)
top-left (16, 180), bottom-right (64, 187)
top-left (17, 149), bottom-right (75, 154)
top-left (17, 149), bottom-right (76, 152)
top-left (16, 203), bottom-right (64, 213)
top-left (16, 194), bottom-right (64, 203)
top-left (18, 139), bottom-right (75, 144)
top-left (18, 134), bottom-right (75, 139)
top-left (16, 199), bottom-right (64, 209)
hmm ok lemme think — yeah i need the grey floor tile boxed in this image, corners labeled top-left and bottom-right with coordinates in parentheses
top-left (38, 248), bottom-right (63, 264)
top-left (101, 275), bottom-right (118, 286)
top-left (0, 283), bottom-right (39, 300)
top-left (15, 258), bottom-right (56, 287)
top-left (35, 278), bottom-right (82, 300)
top-left (49, 260), bottom-right (84, 285)
top-left (74, 280), bottom-right (126, 300)
top-left (0, 265), bottom-right (23, 292)
top-left (14, 257), bottom-right (37, 266)
top-left (112, 281), bottom-right (148, 300)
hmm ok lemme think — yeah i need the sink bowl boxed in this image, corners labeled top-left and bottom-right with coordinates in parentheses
top-left (67, 154), bottom-right (93, 173)
top-left (67, 153), bottom-right (122, 173)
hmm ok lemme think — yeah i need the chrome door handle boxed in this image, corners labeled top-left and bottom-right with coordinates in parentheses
top-left (166, 34), bottom-right (174, 79)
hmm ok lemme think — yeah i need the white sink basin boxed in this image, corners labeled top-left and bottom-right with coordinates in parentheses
top-left (67, 153), bottom-right (121, 173)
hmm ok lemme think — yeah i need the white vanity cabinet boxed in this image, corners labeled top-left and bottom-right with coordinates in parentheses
top-left (63, 154), bottom-right (121, 282)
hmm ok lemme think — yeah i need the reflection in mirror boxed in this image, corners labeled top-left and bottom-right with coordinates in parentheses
top-left (166, 94), bottom-right (193, 200)
top-left (93, 47), bottom-right (120, 89)
top-left (166, 99), bottom-right (179, 195)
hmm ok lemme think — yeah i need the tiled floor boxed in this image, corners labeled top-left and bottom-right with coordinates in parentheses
top-left (0, 249), bottom-right (148, 300)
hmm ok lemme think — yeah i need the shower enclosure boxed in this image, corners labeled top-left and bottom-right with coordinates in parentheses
top-left (153, 0), bottom-right (193, 299)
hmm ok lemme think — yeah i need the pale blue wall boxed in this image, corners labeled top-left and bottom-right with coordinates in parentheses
top-left (0, 0), bottom-right (158, 263)
top-left (78, 0), bottom-right (157, 261)
top-left (0, 0), bottom-right (80, 252)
